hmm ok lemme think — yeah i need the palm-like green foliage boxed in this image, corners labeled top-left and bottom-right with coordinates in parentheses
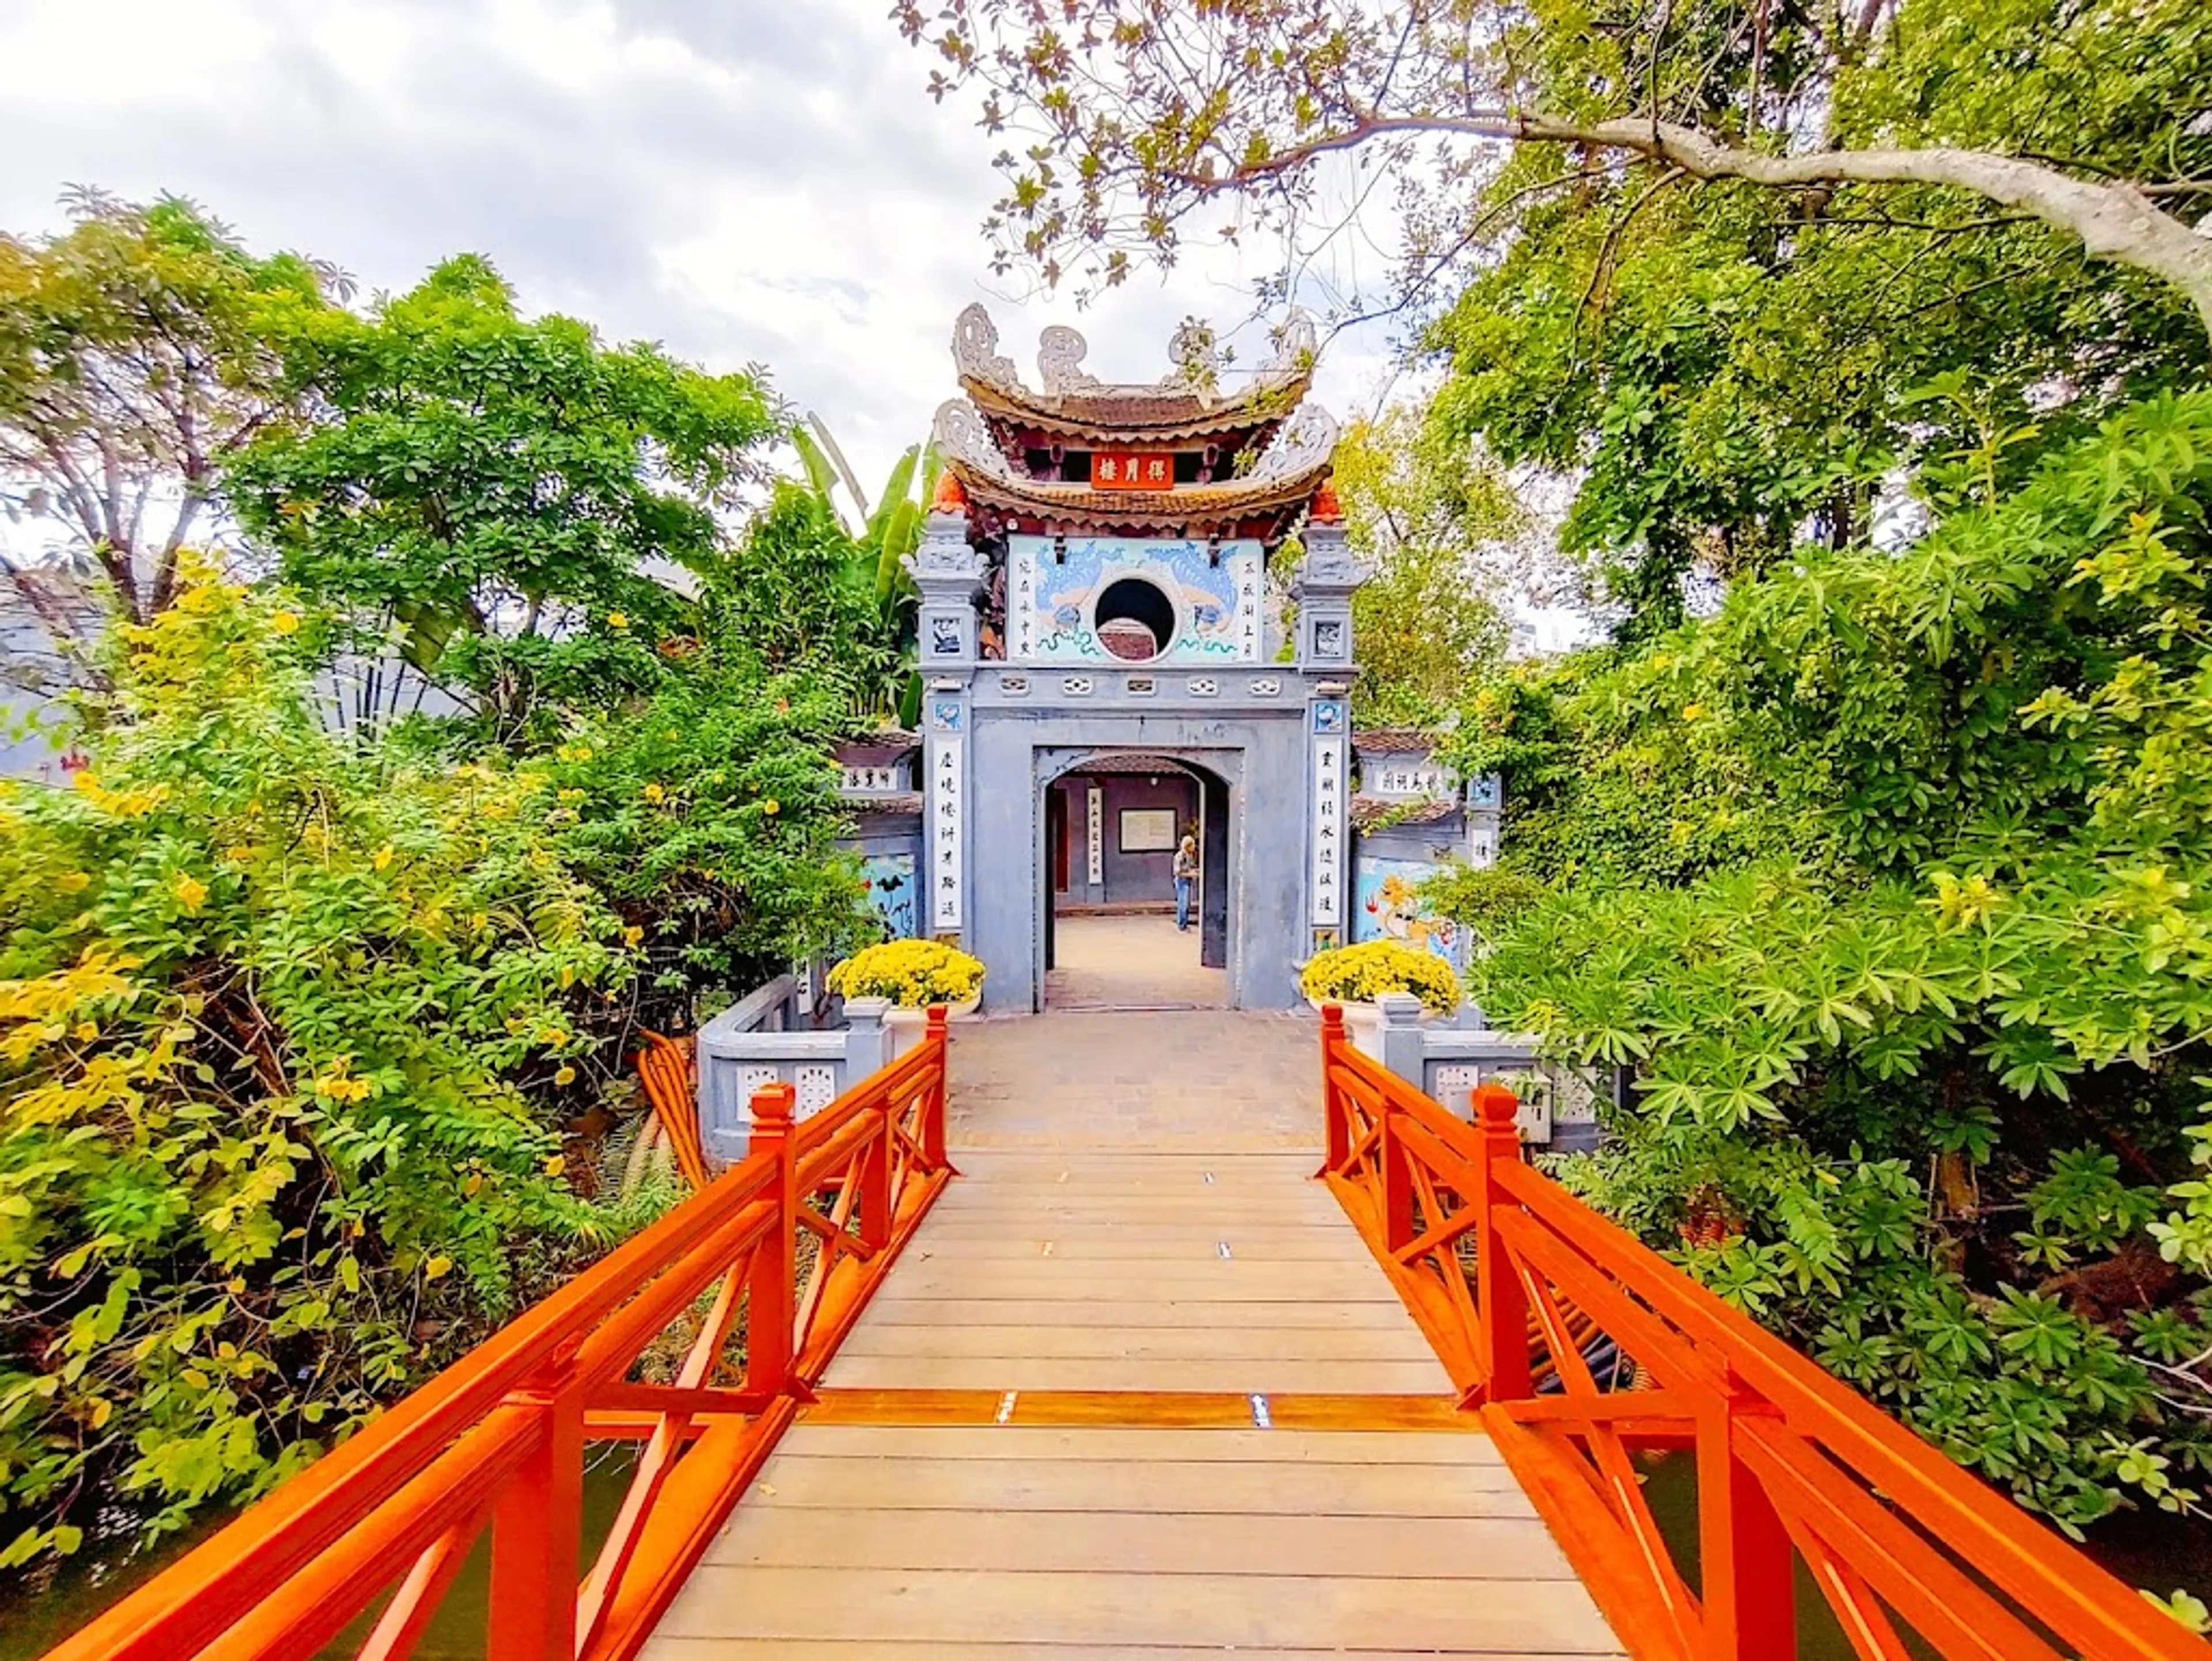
top-left (789, 415), bottom-right (941, 725)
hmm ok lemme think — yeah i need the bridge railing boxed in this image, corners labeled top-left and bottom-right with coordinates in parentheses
top-left (1316, 1004), bottom-right (2207, 1661)
top-left (43, 1008), bottom-right (956, 1661)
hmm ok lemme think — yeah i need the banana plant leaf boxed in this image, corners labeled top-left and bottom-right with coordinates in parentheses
top-left (788, 423), bottom-right (843, 508)
top-left (865, 443), bottom-right (922, 550)
top-left (805, 412), bottom-right (870, 529)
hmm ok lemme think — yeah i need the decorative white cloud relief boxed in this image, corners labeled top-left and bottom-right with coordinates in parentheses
top-left (0, 0), bottom-right (1399, 498)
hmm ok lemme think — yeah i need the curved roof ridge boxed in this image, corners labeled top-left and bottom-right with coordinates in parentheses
top-left (952, 303), bottom-right (1317, 433)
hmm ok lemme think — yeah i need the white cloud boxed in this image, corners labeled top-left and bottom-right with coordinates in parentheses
top-left (0, 0), bottom-right (1409, 500)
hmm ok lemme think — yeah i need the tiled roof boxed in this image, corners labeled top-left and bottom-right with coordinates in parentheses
top-left (963, 377), bottom-right (1308, 443)
top-left (944, 455), bottom-right (1333, 534)
top-left (1351, 728), bottom-right (1441, 754)
top-left (1351, 796), bottom-right (1461, 829)
top-left (1055, 754), bottom-right (1211, 779)
top-left (842, 793), bottom-right (925, 817)
top-left (835, 735), bottom-right (920, 765)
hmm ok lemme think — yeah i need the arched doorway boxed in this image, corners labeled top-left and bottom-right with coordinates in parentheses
top-left (1039, 751), bottom-right (1232, 1011)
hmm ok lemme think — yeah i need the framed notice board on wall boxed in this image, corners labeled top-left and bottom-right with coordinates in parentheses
top-left (1119, 807), bottom-right (1179, 854)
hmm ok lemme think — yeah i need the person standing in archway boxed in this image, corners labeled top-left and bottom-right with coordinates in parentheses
top-left (1173, 832), bottom-right (1200, 933)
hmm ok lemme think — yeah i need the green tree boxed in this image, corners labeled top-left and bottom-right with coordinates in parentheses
top-left (1324, 407), bottom-right (1514, 723)
top-left (228, 254), bottom-right (783, 741)
top-left (543, 645), bottom-right (878, 1031)
top-left (0, 191), bottom-right (336, 650)
top-left (717, 419), bottom-right (939, 723)
top-left (789, 416), bottom-right (940, 723)
top-left (892, 0), bottom-right (2212, 639)
top-left (892, 0), bottom-right (2212, 328)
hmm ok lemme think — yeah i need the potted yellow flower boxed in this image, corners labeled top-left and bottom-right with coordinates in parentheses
top-left (1298, 940), bottom-right (1461, 1057)
top-left (827, 939), bottom-right (987, 1055)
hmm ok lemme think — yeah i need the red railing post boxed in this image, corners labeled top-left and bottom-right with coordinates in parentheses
top-left (1472, 1083), bottom-right (1533, 1400)
top-left (743, 1082), bottom-right (797, 1396)
top-left (1316, 1003), bottom-right (1349, 1179)
top-left (858, 1068), bottom-right (893, 1255)
top-left (487, 1347), bottom-right (585, 1661)
top-left (919, 1005), bottom-right (952, 1171)
top-left (1380, 1084), bottom-right (1415, 1253)
top-left (1698, 1366), bottom-right (1796, 1658)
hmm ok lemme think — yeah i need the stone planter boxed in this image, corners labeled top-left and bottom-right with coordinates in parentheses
top-left (884, 996), bottom-right (982, 1058)
top-left (1308, 992), bottom-right (1441, 1060)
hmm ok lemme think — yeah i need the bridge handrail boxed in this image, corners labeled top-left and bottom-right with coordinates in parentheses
top-left (1316, 1003), bottom-right (2208, 1661)
top-left (41, 1007), bottom-right (957, 1661)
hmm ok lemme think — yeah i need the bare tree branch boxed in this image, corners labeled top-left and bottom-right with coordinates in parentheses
top-left (1215, 112), bottom-right (2212, 335)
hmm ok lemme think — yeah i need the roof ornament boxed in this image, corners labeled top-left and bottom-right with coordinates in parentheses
top-left (1157, 317), bottom-right (1224, 393)
top-left (1037, 325), bottom-right (1103, 396)
top-left (931, 397), bottom-right (1010, 482)
top-left (1259, 307), bottom-right (1320, 381)
top-left (1244, 401), bottom-right (1340, 484)
top-left (951, 302), bottom-right (1021, 395)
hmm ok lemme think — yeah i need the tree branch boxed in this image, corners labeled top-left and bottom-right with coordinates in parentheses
top-left (1222, 112), bottom-right (2212, 336)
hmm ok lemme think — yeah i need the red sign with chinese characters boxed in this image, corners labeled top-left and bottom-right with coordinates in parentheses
top-left (1089, 451), bottom-right (1175, 491)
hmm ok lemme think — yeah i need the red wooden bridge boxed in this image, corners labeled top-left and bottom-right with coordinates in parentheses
top-left (40, 1006), bottom-right (2210, 1661)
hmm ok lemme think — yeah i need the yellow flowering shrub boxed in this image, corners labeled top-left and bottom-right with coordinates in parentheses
top-left (827, 940), bottom-right (986, 1007)
top-left (1299, 940), bottom-right (1462, 1016)
top-left (0, 570), bottom-right (636, 1569)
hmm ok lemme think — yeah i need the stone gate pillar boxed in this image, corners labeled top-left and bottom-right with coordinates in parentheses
top-left (907, 484), bottom-right (984, 945)
top-left (1297, 490), bottom-right (1361, 954)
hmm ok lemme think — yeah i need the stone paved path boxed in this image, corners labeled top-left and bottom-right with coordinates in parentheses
top-left (942, 1007), bottom-right (1315, 1150)
top-left (1044, 912), bottom-right (1227, 1011)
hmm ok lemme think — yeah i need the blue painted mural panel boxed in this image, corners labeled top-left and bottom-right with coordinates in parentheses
top-left (1353, 855), bottom-right (1465, 967)
top-left (1006, 534), bottom-right (1263, 663)
top-left (861, 853), bottom-right (918, 940)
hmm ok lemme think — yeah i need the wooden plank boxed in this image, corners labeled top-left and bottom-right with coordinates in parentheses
top-left (846, 1296), bottom-right (1418, 1330)
top-left (915, 1206), bottom-right (1349, 1225)
top-left (798, 1393), bottom-right (1484, 1434)
top-left (872, 1264), bottom-right (1404, 1300)
top-left (896, 1235), bottom-right (1377, 1262)
top-left (649, 1566), bottom-right (1622, 1653)
top-left (912, 1213), bottom-right (1354, 1234)
top-left (834, 1323), bottom-right (1442, 1363)
top-left (743, 1452), bottom-right (1535, 1514)
top-left (935, 1160), bottom-right (1317, 1182)
top-left (820, 1353), bottom-right (1453, 1393)
top-left (644, 1647), bottom-right (1611, 1660)
top-left (706, 1504), bottom-right (1583, 1580)
top-left (778, 1423), bottom-right (1500, 1460)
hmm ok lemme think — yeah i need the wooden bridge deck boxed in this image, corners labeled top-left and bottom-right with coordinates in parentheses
top-left (639, 1012), bottom-right (1624, 1659)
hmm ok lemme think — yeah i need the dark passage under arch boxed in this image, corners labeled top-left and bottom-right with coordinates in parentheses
top-left (1094, 577), bottom-right (1177, 661)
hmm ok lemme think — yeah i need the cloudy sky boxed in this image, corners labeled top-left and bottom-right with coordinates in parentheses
top-left (0, 0), bottom-right (1412, 496)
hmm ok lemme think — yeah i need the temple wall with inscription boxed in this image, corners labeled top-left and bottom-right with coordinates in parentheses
top-left (1003, 534), bottom-right (1264, 664)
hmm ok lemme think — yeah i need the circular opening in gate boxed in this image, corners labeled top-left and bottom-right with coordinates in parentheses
top-left (1092, 577), bottom-right (1176, 661)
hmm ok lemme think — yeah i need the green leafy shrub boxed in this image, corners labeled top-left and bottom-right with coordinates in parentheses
top-left (0, 569), bottom-right (638, 1567)
top-left (1416, 866), bottom-right (1549, 955)
top-left (542, 646), bottom-right (877, 1032)
top-left (1461, 392), bottom-right (2212, 1532)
